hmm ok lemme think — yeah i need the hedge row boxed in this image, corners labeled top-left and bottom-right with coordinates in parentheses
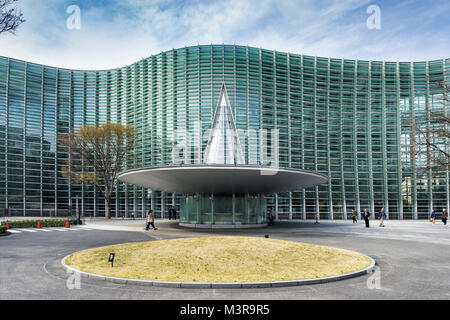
top-left (0, 225), bottom-right (7, 234)
top-left (0, 219), bottom-right (81, 229)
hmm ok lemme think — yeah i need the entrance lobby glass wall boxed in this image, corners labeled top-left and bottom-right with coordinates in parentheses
top-left (0, 45), bottom-right (449, 219)
top-left (180, 194), bottom-right (267, 225)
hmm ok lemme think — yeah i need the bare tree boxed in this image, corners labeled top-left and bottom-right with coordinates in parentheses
top-left (0, 0), bottom-right (25, 35)
top-left (412, 79), bottom-right (450, 176)
top-left (58, 123), bottom-right (136, 219)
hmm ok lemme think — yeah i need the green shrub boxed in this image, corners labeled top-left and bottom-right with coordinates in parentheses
top-left (0, 225), bottom-right (7, 234)
top-left (0, 219), bottom-right (82, 229)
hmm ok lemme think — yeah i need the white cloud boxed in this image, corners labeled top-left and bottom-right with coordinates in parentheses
top-left (0, 0), bottom-right (448, 70)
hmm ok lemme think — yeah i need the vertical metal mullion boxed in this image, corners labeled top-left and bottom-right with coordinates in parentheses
top-left (339, 59), bottom-right (347, 220)
top-left (425, 62), bottom-right (432, 217)
top-left (259, 48), bottom-right (263, 165)
top-left (233, 46), bottom-right (237, 162)
top-left (125, 183), bottom-right (129, 218)
top-left (314, 57), bottom-right (320, 220)
top-left (259, 48), bottom-right (266, 203)
top-left (232, 193), bottom-right (235, 225)
top-left (300, 54), bottom-right (306, 220)
top-left (125, 67), bottom-right (130, 218)
top-left (273, 51), bottom-right (279, 219)
top-left (142, 61), bottom-right (146, 218)
top-left (274, 193), bottom-right (278, 221)
top-left (82, 72), bottom-right (87, 216)
top-left (93, 72), bottom-right (98, 217)
top-left (327, 58), bottom-right (334, 220)
top-left (368, 61), bottom-right (375, 218)
top-left (211, 193), bottom-right (214, 225)
top-left (115, 69), bottom-right (121, 217)
top-left (54, 68), bottom-right (59, 217)
top-left (185, 48), bottom-right (189, 165)
top-left (287, 54), bottom-right (293, 220)
top-left (246, 47), bottom-right (250, 165)
top-left (382, 62), bottom-right (389, 218)
top-left (443, 60), bottom-right (450, 214)
top-left (210, 45), bottom-right (214, 163)
top-left (196, 194), bottom-right (199, 224)
top-left (159, 57), bottom-right (164, 210)
top-left (115, 72), bottom-right (120, 215)
top-left (5, 58), bottom-right (10, 211)
top-left (172, 49), bottom-right (177, 165)
top-left (151, 190), bottom-right (155, 211)
top-left (40, 65), bottom-right (44, 217)
top-left (198, 47), bottom-right (202, 164)
top-left (23, 62), bottom-right (27, 217)
top-left (354, 61), bottom-right (361, 219)
top-left (68, 71), bottom-right (73, 213)
top-left (410, 63), bottom-right (418, 219)
top-left (396, 62), bottom-right (403, 219)
top-left (133, 62), bottom-right (137, 218)
top-left (161, 191), bottom-right (164, 220)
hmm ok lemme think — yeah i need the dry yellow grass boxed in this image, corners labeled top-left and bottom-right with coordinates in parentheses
top-left (65, 236), bottom-right (372, 283)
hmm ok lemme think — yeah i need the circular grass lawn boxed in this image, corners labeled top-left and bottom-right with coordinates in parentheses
top-left (65, 236), bottom-right (372, 283)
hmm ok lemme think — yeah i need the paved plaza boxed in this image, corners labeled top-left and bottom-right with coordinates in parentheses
top-left (1, 218), bottom-right (449, 300)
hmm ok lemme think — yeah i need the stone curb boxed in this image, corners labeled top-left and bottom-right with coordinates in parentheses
top-left (61, 253), bottom-right (376, 289)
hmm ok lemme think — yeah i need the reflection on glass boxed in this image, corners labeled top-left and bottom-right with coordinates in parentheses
top-left (180, 194), bottom-right (267, 225)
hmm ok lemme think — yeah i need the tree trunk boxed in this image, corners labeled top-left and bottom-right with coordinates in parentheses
top-left (105, 198), bottom-right (111, 219)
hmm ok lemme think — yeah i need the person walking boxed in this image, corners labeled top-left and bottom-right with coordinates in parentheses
top-left (172, 206), bottom-right (177, 220)
top-left (430, 209), bottom-right (436, 224)
top-left (146, 209), bottom-right (157, 230)
top-left (351, 209), bottom-right (357, 223)
top-left (378, 207), bottom-right (386, 227)
top-left (442, 208), bottom-right (448, 225)
top-left (168, 205), bottom-right (173, 220)
top-left (267, 207), bottom-right (275, 226)
top-left (363, 208), bottom-right (370, 228)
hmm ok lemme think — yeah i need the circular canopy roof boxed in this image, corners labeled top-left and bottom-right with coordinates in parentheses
top-left (118, 165), bottom-right (328, 195)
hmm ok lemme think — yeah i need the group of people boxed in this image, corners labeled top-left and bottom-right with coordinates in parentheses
top-left (144, 205), bottom-right (449, 231)
top-left (351, 207), bottom-right (387, 228)
top-left (351, 207), bottom-right (449, 228)
top-left (145, 205), bottom-right (178, 231)
top-left (430, 208), bottom-right (448, 225)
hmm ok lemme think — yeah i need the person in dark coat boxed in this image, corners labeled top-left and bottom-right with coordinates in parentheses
top-left (168, 205), bottom-right (173, 220)
top-left (363, 208), bottom-right (370, 228)
top-left (172, 206), bottom-right (177, 220)
top-left (168, 205), bottom-right (177, 220)
top-left (442, 208), bottom-right (448, 225)
top-left (267, 208), bottom-right (275, 226)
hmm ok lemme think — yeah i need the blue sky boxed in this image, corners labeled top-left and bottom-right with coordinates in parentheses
top-left (0, 0), bottom-right (449, 69)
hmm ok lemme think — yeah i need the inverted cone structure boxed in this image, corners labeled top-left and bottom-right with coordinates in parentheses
top-left (204, 84), bottom-right (245, 165)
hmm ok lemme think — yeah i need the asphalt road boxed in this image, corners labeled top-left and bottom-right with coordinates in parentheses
top-left (1, 219), bottom-right (449, 300)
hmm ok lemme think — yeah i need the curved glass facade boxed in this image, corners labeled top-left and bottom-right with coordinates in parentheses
top-left (0, 45), bottom-right (449, 219)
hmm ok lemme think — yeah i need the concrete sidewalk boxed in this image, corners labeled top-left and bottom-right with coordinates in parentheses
top-left (76, 218), bottom-right (450, 245)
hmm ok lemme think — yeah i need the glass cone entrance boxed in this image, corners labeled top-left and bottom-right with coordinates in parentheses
top-left (179, 83), bottom-right (267, 227)
top-left (204, 84), bottom-right (245, 165)
top-left (118, 83), bottom-right (329, 228)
